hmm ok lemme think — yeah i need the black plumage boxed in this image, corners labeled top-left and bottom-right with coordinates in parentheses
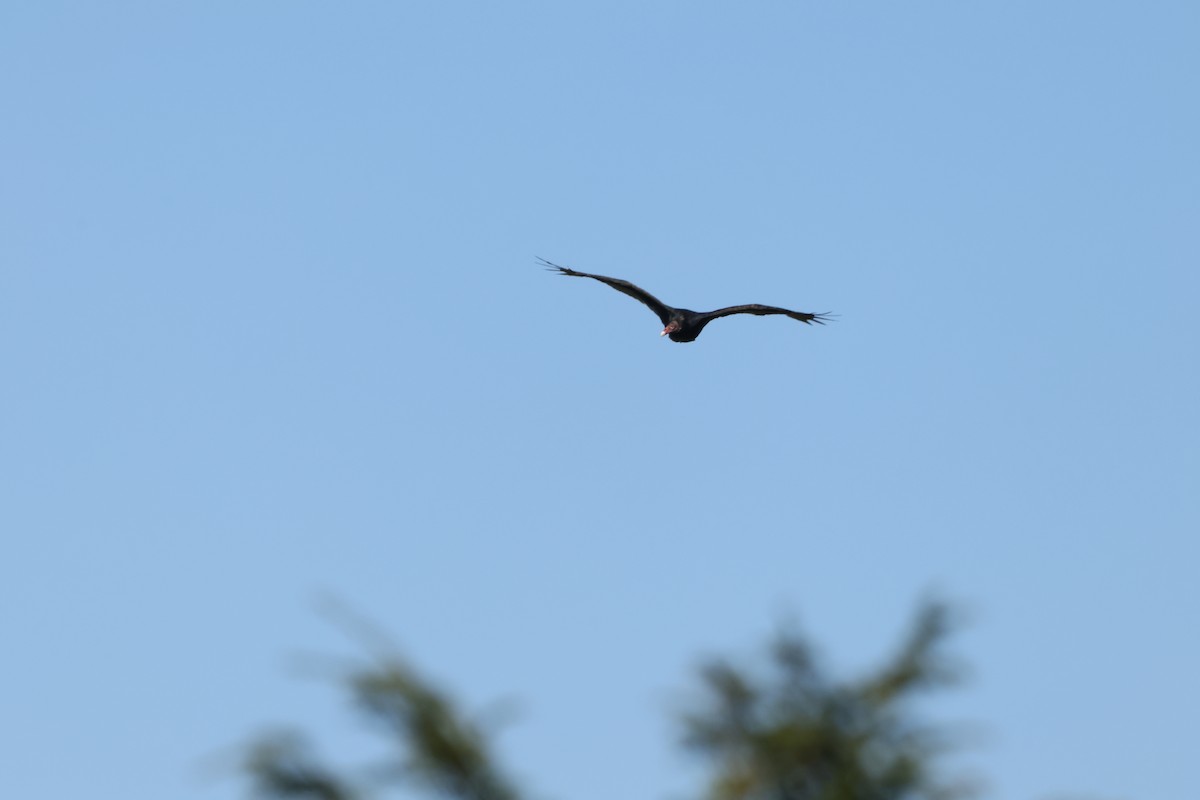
top-left (540, 258), bottom-right (833, 343)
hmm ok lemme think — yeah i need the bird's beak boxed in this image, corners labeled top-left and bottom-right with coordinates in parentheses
top-left (660, 328), bottom-right (669, 336)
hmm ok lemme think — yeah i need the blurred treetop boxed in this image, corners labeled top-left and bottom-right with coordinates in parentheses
top-left (242, 599), bottom-right (968, 800)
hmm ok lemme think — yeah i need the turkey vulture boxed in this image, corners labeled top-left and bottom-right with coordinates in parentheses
top-left (540, 258), bottom-right (833, 343)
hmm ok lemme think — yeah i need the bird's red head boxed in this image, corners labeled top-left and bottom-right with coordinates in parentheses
top-left (660, 320), bottom-right (680, 337)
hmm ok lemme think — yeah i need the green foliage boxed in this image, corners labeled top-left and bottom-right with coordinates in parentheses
top-left (681, 600), bottom-right (968, 800)
top-left (241, 601), bottom-right (966, 800)
top-left (348, 659), bottom-right (520, 800)
top-left (245, 733), bottom-right (357, 800)
top-left (243, 649), bottom-right (520, 800)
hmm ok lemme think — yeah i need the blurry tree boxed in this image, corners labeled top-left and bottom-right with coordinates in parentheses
top-left (241, 599), bottom-right (969, 800)
top-left (681, 600), bottom-right (968, 800)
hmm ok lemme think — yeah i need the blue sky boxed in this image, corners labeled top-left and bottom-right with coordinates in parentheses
top-left (2, 2), bottom-right (1197, 798)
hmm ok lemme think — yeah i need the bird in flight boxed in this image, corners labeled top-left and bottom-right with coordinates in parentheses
top-left (540, 258), bottom-right (833, 343)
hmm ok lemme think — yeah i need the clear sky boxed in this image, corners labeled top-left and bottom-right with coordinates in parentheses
top-left (2, 2), bottom-right (1197, 799)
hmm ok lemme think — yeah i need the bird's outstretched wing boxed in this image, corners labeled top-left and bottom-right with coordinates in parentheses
top-left (696, 304), bottom-right (835, 326)
top-left (539, 257), bottom-right (673, 326)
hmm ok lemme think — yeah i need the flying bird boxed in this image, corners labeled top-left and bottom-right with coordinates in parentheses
top-left (540, 258), bottom-right (833, 343)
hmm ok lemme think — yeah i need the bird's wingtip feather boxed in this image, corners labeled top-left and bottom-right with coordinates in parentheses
top-left (537, 256), bottom-right (574, 275)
